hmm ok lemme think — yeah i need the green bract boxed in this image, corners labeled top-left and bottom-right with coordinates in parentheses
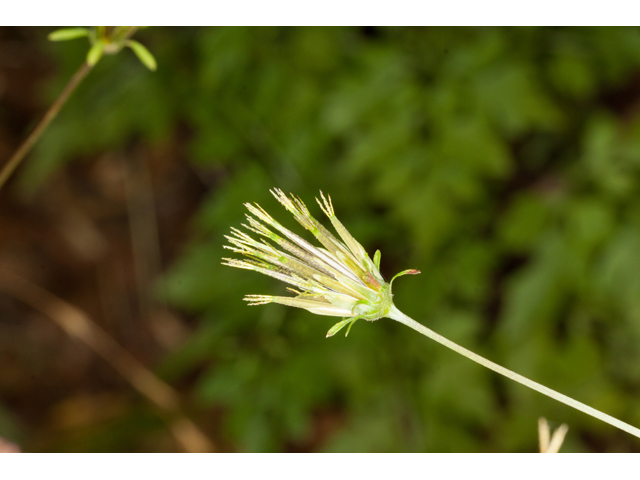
top-left (48, 26), bottom-right (157, 71)
top-left (222, 189), bottom-right (419, 337)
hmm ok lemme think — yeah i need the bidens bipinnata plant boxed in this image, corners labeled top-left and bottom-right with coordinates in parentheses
top-left (223, 189), bottom-right (418, 337)
top-left (223, 189), bottom-right (640, 441)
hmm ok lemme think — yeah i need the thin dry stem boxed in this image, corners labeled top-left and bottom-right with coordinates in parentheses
top-left (122, 149), bottom-right (189, 348)
top-left (0, 62), bottom-right (92, 190)
top-left (0, 270), bottom-right (215, 452)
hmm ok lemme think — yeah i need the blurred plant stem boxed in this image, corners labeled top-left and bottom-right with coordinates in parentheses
top-left (0, 270), bottom-right (215, 453)
top-left (0, 61), bottom-right (92, 191)
top-left (538, 417), bottom-right (569, 453)
top-left (387, 305), bottom-right (640, 440)
top-left (0, 26), bottom-right (155, 192)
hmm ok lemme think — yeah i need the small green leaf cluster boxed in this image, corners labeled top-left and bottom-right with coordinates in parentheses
top-left (48, 26), bottom-right (156, 70)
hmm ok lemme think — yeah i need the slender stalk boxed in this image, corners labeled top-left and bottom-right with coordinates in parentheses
top-left (0, 61), bottom-right (92, 191)
top-left (0, 269), bottom-right (216, 452)
top-left (387, 305), bottom-right (640, 439)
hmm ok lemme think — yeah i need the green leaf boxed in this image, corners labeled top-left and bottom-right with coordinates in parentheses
top-left (344, 318), bottom-right (358, 337)
top-left (373, 249), bottom-right (381, 270)
top-left (326, 318), bottom-right (352, 338)
top-left (48, 28), bottom-right (90, 42)
top-left (326, 317), bottom-right (361, 337)
top-left (127, 40), bottom-right (157, 71)
top-left (86, 40), bottom-right (104, 66)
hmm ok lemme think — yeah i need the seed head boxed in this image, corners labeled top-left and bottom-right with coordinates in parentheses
top-left (222, 189), bottom-right (419, 337)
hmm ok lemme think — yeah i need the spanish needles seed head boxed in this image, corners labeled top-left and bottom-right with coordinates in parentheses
top-left (222, 189), bottom-right (420, 337)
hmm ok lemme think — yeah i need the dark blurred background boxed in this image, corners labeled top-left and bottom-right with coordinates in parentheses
top-left (2, 26), bottom-right (640, 452)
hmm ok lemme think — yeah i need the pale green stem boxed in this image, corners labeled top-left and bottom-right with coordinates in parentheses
top-left (387, 305), bottom-right (640, 439)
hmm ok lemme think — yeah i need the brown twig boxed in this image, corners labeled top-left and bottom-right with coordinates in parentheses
top-left (0, 61), bottom-right (92, 191)
top-left (0, 270), bottom-right (215, 453)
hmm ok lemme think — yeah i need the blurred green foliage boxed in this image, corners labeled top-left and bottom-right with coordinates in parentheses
top-left (24, 27), bottom-right (640, 451)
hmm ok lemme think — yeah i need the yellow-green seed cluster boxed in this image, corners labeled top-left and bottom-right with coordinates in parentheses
top-left (222, 189), bottom-right (396, 335)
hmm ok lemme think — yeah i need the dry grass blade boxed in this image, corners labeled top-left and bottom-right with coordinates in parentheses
top-left (0, 270), bottom-right (215, 453)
